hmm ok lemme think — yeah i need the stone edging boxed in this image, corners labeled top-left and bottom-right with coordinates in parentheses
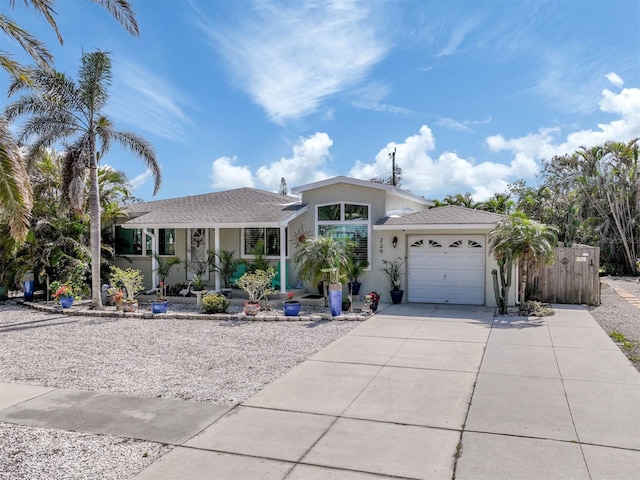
top-left (22, 301), bottom-right (379, 322)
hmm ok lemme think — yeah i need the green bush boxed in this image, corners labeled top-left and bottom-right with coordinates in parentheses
top-left (202, 292), bottom-right (229, 314)
top-left (519, 300), bottom-right (554, 317)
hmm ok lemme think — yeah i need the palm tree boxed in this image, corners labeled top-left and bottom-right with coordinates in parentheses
top-left (0, 1), bottom-right (139, 243)
top-left (0, 116), bottom-right (33, 241)
top-left (293, 235), bottom-right (351, 306)
top-left (477, 193), bottom-right (515, 214)
top-left (489, 211), bottom-right (557, 312)
top-left (6, 51), bottom-right (161, 308)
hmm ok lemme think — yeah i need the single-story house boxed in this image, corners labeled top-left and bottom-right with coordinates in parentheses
top-left (114, 176), bottom-right (511, 307)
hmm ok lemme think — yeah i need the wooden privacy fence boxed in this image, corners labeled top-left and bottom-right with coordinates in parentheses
top-left (527, 245), bottom-right (601, 306)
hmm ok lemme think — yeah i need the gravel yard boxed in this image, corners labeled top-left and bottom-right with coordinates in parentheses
top-left (1, 278), bottom-right (638, 480)
top-left (589, 276), bottom-right (640, 372)
top-left (0, 303), bottom-right (358, 479)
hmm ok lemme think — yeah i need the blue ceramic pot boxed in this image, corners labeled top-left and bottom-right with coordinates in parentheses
top-left (283, 302), bottom-right (301, 316)
top-left (151, 301), bottom-right (169, 314)
top-left (60, 296), bottom-right (74, 308)
top-left (328, 284), bottom-right (342, 317)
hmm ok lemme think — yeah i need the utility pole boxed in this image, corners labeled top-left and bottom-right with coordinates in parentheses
top-left (389, 147), bottom-right (397, 186)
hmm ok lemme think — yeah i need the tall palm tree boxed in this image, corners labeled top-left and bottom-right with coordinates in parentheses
top-left (6, 50), bottom-right (161, 308)
top-left (0, 0), bottom-right (138, 243)
top-left (489, 211), bottom-right (557, 311)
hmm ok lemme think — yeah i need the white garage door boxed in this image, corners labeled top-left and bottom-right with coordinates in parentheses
top-left (407, 235), bottom-right (485, 305)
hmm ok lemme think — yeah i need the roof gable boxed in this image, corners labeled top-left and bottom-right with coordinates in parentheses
top-left (292, 176), bottom-right (432, 207)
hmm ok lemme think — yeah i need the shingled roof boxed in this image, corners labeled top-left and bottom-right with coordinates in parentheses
top-left (120, 188), bottom-right (305, 227)
top-left (374, 205), bottom-right (503, 229)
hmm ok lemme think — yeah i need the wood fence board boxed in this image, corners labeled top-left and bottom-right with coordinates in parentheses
top-left (528, 245), bottom-right (600, 306)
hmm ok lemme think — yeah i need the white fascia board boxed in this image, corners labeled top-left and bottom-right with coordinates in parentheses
top-left (373, 223), bottom-right (496, 231)
top-left (119, 222), bottom-right (286, 229)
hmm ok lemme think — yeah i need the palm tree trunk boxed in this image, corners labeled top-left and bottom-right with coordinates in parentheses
top-left (519, 252), bottom-right (528, 304)
top-left (89, 134), bottom-right (103, 309)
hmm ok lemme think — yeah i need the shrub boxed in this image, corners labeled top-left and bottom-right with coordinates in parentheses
top-left (519, 300), bottom-right (554, 317)
top-left (108, 266), bottom-right (144, 302)
top-left (202, 292), bottom-right (230, 314)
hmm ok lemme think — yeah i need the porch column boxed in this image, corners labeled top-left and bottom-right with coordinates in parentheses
top-left (280, 226), bottom-right (286, 294)
top-left (145, 228), bottom-right (158, 289)
top-left (214, 228), bottom-right (221, 291)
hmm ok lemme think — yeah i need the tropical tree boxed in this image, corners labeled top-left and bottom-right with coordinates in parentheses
top-left (489, 211), bottom-right (557, 313)
top-left (477, 192), bottom-right (515, 214)
top-left (0, 0), bottom-right (139, 242)
top-left (5, 51), bottom-right (161, 308)
top-left (544, 139), bottom-right (640, 274)
top-left (432, 192), bottom-right (478, 209)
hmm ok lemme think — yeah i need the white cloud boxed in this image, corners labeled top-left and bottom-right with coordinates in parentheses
top-left (436, 16), bottom-right (482, 57)
top-left (436, 117), bottom-right (473, 132)
top-left (349, 125), bottom-right (533, 201)
top-left (199, 1), bottom-right (389, 123)
top-left (110, 61), bottom-right (193, 142)
top-left (606, 72), bottom-right (624, 87)
top-left (487, 86), bottom-right (640, 168)
top-left (211, 156), bottom-right (255, 189)
top-left (351, 83), bottom-right (416, 116)
top-left (256, 132), bottom-right (333, 191)
top-left (130, 169), bottom-right (152, 190)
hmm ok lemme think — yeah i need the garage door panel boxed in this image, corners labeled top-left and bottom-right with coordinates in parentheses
top-left (408, 235), bottom-right (485, 305)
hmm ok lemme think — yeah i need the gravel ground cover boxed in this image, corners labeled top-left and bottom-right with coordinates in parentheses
top-left (0, 423), bottom-right (170, 480)
top-left (0, 302), bottom-right (358, 479)
top-left (589, 276), bottom-right (640, 372)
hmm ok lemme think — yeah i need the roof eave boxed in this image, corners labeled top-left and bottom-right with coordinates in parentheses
top-left (373, 223), bottom-right (497, 231)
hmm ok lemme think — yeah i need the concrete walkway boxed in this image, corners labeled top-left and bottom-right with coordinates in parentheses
top-left (1, 304), bottom-right (639, 479)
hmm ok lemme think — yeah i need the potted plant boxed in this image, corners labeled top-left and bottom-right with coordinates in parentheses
top-left (236, 268), bottom-right (276, 315)
top-left (381, 257), bottom-right (406, 304)
top-left (283, 292), bottom-right (301, 316)
top-left (51, 281), bottom-right (75, 308)
top-left (109, 287), bottom-right (125, 310)
top-left (213, 250), bottom-right (237, 297)
top-left (109, 266), bottom-right (144, 312)
top-left (346, 256), bottom-right (369, 297)
top-left (151, 282), bottom-right (169, 314)
top-left (293, 236), bottom-right (350, 316)
top-left (185, 250), bottom-right (213, 291)
top-left (154, 255), bottom-right (181, 285)
top-left (364, 291), bottom-right (380, 312)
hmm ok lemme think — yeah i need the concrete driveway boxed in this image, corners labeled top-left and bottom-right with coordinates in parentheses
top-left (2, 303), bottom-right (638, 479)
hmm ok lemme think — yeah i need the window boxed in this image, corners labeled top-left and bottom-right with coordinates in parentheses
top-left (243, 228), bottom-right (286, 257)
top-left (115, 226), bottom-right (143, 255)
top-left (159, 229), bottom-right (175, 255)
top-left (317, 203), bottom-right (370, 263)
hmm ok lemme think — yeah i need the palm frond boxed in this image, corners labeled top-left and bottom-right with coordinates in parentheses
top-left (0, 54), bottom-right (32, 85)
top-left (0, 13), bottom-right (54, 70)
top-left (11, 0), bottom-right (63, 43)
top-left (109, 129), bottom-right (161, 194)
top-left (89, 0), bottom-right (139, 37)
top-left (0, 118), bottom-right (33, 241)
top-left (79, 51), bottom-right (112, 112)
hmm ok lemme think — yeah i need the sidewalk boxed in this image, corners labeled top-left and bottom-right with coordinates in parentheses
top-left (1, 304), bottom-right (638, 479)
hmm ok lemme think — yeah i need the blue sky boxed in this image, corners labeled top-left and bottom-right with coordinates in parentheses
top-left (3, 0), bottom-right (639, 202)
